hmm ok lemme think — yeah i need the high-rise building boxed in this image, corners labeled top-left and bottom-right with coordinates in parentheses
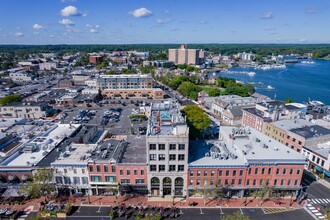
top-left (146, 100), bottom-right (189, 197)
top-left (168, 44), bottom-right (200, 65)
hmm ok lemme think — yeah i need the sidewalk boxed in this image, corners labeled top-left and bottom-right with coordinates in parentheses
top-left (0, 195), bottom-right (305, 211)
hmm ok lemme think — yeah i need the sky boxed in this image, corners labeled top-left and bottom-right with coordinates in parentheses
top-left (0, 0), bottom-right (329, 44)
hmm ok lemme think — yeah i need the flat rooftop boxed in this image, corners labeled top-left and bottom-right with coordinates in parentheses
top-left (243, 108), bottom-right (273, 122)
top-left (147, 100), bottom-right (188, 137)
top-left (304, 141), bottom-right (330, 159)
top-left (271, 119), bottom-right (313, 131)
top-left (3, 124), bottom-right (80, 167)
top-left (99, 74), bottom-right (152, 79)
top-left (189, 126), bottom-right (306, 167)
top-left (290, 125), bottom-right (330, 139)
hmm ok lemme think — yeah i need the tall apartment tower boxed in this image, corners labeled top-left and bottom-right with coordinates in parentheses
top-left (146, 100), bottom-right (189, 197)
top-left (168, 44), bottom-right (200, 65)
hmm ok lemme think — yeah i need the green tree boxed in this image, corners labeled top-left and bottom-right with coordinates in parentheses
top-left (221, 211), bottom-right (250, 220)
top-left (207, 88), bottom-right (221, 97)
top-left (244, 83), bottom-right (255, 95)
top-left (223, 86), bottom-right (249, 97)
top-left (176, 63), bottom-right (188, 70)
top-left (284, 97), bottom-right (294, 103)
top-left (19, 168), bottom-right (55, 199)
top-left (0, 94), bottom-right (21, 105)
top-left (168, 75), bottom-right (189, 90)
top-left (182, 105), bottom-right (211, 139)
top-left (178, 81), bottom-right (202, 100)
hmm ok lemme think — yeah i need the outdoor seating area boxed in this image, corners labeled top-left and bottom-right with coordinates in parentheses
top-left (108, 204), bottom-right (180, 219)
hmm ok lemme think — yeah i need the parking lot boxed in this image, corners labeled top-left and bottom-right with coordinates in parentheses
top-left (66, 206), bottom-right (314, 220)
top-left (57, 105), bottom-right (148, 136)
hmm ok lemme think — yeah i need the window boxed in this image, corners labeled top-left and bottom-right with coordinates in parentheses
top-left (290, 168), bottom-right (294, 175)
top-left (141, 170), bottom-right (144, 175)
top-left (64, 169), bottom-right (67, 174)
top-left (298, 141), bottom-right (302, 145)
top-left (322, 160), bottom-right (325, 167)
top-left (294, 179), bottom-right (299, 186)
top-left (225, 170), bottom-right (230, 176)
top-left (82, 169), bottom-right (85, 174)
top-left (150, 165), bottom-right (157, 171)
top-left (253, 179), bottom-right (256, 186)
top-left (287, 179), bottom-right (292, 186)
top-left (178, 165), bottom-right (184, 171)
top-left (297, 169), bottom-right (301, 175)
top-left (248, 168), bottom-right (252, 175)
top-left (190, 170), bottom-right (194, 176)
top-left (280, 179), bottom-right (284, 186)
top-left (211, 170), bottom-right (215, 176)
top-left (225, 179), bottom-right (229, 185)
top-left (158, 144), bottom-right (165, 150)
top-left (134, 170), bottom-right (138, 175)
top-left (97, 165), bottom-right (101, 172)
top-left (283, 168), bottom-right (287, 175)
top-left (231, 179), bottom-right (235, 185)
top-left (150, 154), bottom-right (156, 161)
top-left (190, 179), bottom-right (193, 185)
top-left (121, 179), bottom-right (130, 184)
top-left (73, 169), bottom-right (77, 174)
top-left (120, 169), bottom-right (123, 175)
top-left (210, 179), bottom-right (214, 185)
top-left (127, 170), bottom-right (131, 175)
top-left (135, 179), bottom-right (144, 184)
top-left (266, 179), bottom-right (270, 185)
top-left (169, 144), bottom-right (176, 150)
top-left (238, 179), bottom-right (242, 185)
top-left (255, 168), bottom-right (258, 175)
top-left (159, 165), bottom-right (165, 172)
top-left (104, 165), bottom-right (109, 172)
top-left (169, 154), bottom-right (176, 161)
top-left (159, 154), bottom-right (165, 161)
top-left (112, 166), bottom-right (116, 172)
top-left (276, 168), bottom-right (280, 175)
top-left (239, 170), bottom-right (243, 176)
top-left (317, 157), bottom-right (320, 164)
top-left (64, 177), bottom-right (71, 184)
top-left (55, 177), bottom-right (63, 184)
top-left (81, 177), bottom-right (88, 184)
top-left (197, 179), bottom-right (200, 185)
top-left (219, 170), bottom-right (223, 176)
top-left (292, 138), bottom-right (296, 142)
top-left (73, 177), bottom-right (80, 184)
top-left (178, 154), bottom-right (185, 161)
top-left (149, 144), bottom-right (156, 150)
top-left (218, 179), bottom-right (222, 186)
top-left (179, 144), bottom-right (185, 150)
top-left (91, 176), bottom-right (101, 182)
top-left (204, 170), bottom-right (208, 176)
top-left (105, 176), bottom-right (116, 183)
top-left (260, 179), bottom-right (263, 186)
top-left (274, 179), bottom-right (278, 186)
top-left (287, 135), bottom-right (290, 139)
top-left (268, 168), bottom-right (272, 175)
top-left (197, 170), bottom-right (201, 176)
top-left (169, 165), bottom-right (176, 171)
top-left (312, 155), bottom-right (316, 162)
top-left (247, 179), bottom-right (250, 185)
top-left (261, 168), bottom-right (265, 175)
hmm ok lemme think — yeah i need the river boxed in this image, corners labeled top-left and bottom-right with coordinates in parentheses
top-left (212, 60), bottom-right (330, 104)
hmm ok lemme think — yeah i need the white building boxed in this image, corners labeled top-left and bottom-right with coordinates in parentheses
top-left (9, 71), bottom-right (36, 82)
top-left (39, 62), bottom-right (58, 71)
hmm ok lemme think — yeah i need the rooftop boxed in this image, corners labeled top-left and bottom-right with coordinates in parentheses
top-left (290, 125), bottom-right (330, 139)
top-left (2, 123), bottom-right (80, 167)
top-left (99, 74), bottom-right (152, 79)
top-left (243, 108), bottom-right (273, 122)
top-left (213, 95), bottom-right (257, 109)
top-left (304, 141), bottom-right (330, 159)
top-left (271, 119), bottom-right (313, 131)
top-left (147, 100), bottom-right (188, 137)
top-left (189, 126), bottom-right (306, 167)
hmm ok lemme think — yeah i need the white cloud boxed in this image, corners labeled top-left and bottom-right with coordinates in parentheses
top-left (60, 5), bottom-right (84, 17)
top-left (14, 32), bottom-right (24, 37)
top-left (32, 24), bottom-right (44, 30)
top-left (156, 18), bottom-right (170, 24)
top-left (86, 24), bottom-right (101, 33)
top-left (260, 12), bottom-right (273, 19)
top-left (264, 27), bottom-right (276, 31)
top-left (170, 28), bottom-right (180, 32)
top-left (306, 7), bottom-right (317, 14)
top-left (129, 8), bottom-right (152, 18)
top-left (49, 34), bottom-right (55, 38)
top-left (59, 18), bottom-right (75, 26)
top-left (89, 29), bottom-right (98, 33)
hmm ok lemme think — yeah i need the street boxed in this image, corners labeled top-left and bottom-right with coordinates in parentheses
top-left (66, 206), bottom-right (314, 220)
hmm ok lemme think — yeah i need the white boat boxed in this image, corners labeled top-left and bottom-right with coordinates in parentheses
top-left (301, 60), bottom-right (315, 64)
top-left (5, 210), bottom-right (15, 216)
top-left (0, 208), bottom-right (8, 215)
top-left (255, 64), bottom-right (286, 70)
top-left (267, 85), bottom-right (274, 90)
top-left (247, 72), bottom-right (256, 76)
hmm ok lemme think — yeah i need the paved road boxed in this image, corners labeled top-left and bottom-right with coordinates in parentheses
top-left (66, 206), bottom-right (314, 220)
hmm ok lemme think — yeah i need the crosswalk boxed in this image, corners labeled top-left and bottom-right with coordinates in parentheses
top-left (262, 208), bottom-right (290, 215)
top-left (306, 204), bottom-right (326, 219)
top-left (308, 198), bottom-right (330, 205)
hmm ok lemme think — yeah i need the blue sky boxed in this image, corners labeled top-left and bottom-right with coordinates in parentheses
top-left (0, 0), bottom-right (329, 44)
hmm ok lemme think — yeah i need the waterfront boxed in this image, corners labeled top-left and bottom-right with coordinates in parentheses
top-left (213, 60), bottom-right (330, 104)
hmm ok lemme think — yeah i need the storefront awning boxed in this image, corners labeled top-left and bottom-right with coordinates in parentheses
top-left (324, 171), bottom-right (330, 178)
top-left (316, 166), bottom-right (323, 172)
